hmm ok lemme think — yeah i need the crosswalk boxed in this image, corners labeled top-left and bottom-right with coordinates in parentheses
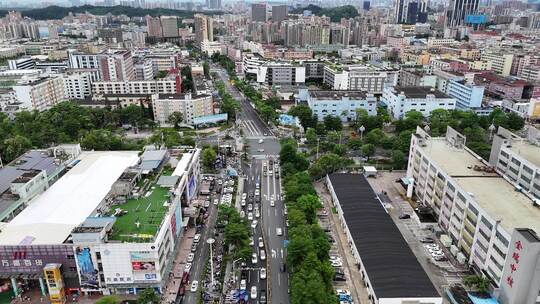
top-left (240, 119), bottom-right (262, 136)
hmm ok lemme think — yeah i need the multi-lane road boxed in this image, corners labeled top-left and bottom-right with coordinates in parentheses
top-left (214, 65), bottom-right (290, 304)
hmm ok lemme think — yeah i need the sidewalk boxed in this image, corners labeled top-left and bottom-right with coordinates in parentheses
top-left (315, 181), bottom-right (371, 304)
top-left (161, 227), bottom-right (197, 304)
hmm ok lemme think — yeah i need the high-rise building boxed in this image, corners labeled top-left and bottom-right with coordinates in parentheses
top-left (146, 15), bottom-right (163, 38)
top-left (395, 0), bottom-right (428, 24)
top-left (252, 3), bottom-right (267, 22)
top-left (160, 16), bottom-right (178, 38)
top-left (363, 1), bottom-right (371, 10)
top-left (446, 0), bottom-right (480, 27)
top-left (272, 5), bottom-right (288, 23)
top-left (194, 14), bottom-right (214, 44)
top-left (206, 0), bottom-right (221, 9)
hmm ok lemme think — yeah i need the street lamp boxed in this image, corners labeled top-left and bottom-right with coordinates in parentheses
top-left (358, 125), bottom-right (366, 141)
top-left (207, 238), bottom-right (215, 287)
top-left (232, 258), bottom-right (243, 284)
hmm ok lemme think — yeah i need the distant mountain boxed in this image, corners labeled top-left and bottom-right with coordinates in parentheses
top-left (290, 5), bottom-right (359, 22)
top-left (0, 5), bottom-right (223, 20)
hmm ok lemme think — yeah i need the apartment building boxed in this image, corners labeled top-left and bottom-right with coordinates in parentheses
top-left (298, 89), bottom-right (377, 122)
top-left (255, 63), bottom-right (306, 85)
top-left (134, 59), bottom-right (154, 81)
top-left (93, 77), bottom-right (181, 95)
top-left (323, 64), bottom-right (387, 94)
top-left (481, 51), bottom-right (514, 76)
top-left (62, 70), bottom-right (93, 100)
top-left (446, 79), bottom-right (485, 110)
top-left (407, 126), bottom-right (540, 304)
top-left (151, 93), bottom-right (214, 125)
top-left (13, 76), bottom-right (66, 111)
top-left (383, 86), bottom-right (456, 119)
top-left (68, 50), bottom-right (135, 81)
top-left (399, 69), bottom-right (437, 87)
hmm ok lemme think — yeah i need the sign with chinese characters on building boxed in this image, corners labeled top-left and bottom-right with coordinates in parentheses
top-left (499, 229), bottom-right (540, 304)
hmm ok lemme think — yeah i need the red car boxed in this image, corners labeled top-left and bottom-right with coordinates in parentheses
top-left (182, 272), bottom-right (190, 285)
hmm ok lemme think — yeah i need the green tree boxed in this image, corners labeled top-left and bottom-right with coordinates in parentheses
top-left (323, 115), bottom-right (342, 131)
top-left (289, 104), bottom-right (316, 129)
top-left (260, 104), bottom-right (276, 122)
top-left (203, 61), bottom-right (210, 78)
top-left (202, 147), bottom-right (217, 169)
top-left (391, 150), bottom-right (406, 169)
top-left (463, 275), bottom-right (491, 293)
top-left (3, 135), bottom-right (32, 162)
top-left (96, 296), bottom-right (120, 304)
top-left (181, 65), bottom-right (193, 93)
top-left (137, 288), bottom-right (159, 304)
top-left (361, 143), bottom-right (375, 160)
top-left (167, 111), bottom-right (184, 129)
top-left (429, 109), bottom-right (452, 136)
top-left (365, 128), bottom-right (385, 146)
top-left (156, 70), bottom-right (168, 79)
top-left (305, 128), bottom-right (317, 145)
top-left (393, 130), bottom-right (414, 153)
top-left (295, 194), bottom-right (322, 224)
top-left (506, 112), bottom-right (524, 130)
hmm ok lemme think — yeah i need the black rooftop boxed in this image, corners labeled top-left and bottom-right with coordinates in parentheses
top-left (328, 173), bottom-right (439, 299)
top-left (394, 86), bottom-right (449, 99)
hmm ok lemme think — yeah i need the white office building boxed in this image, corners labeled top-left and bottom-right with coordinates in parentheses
top-left (151, 93), bottom-right (214, 125)
top-left (62, 71), bottom-right (93, 100)
top-left (383, 86), bottom-right (456, 119)
top-left (298, 89), bottom-right (377, 122)
top-left (92, 77), bottom-right (181, 95)
top-left (323, 64), bottom-right (387, 94)
top-left (407, 126), bottom-right (540, 304)
top-left (13, 76), bottom-right (66, 111)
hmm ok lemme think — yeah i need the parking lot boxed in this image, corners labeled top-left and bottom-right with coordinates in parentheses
top-left (366, 171), bottom-right (470, 295)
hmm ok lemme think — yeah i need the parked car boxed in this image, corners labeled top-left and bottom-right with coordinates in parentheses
top-left (184, 263), bottom-right (192, 272)
top-left (187, 253), bottom-right (195, 263)
top-left (251, 220), bottom-right (258, 229)
top-left (260, 268), bottom-right (266, 279)
top-left (420, 237), bottom-right (435, 243)
top-left (260, 249), bottom-right (266, 260)
top-left (193, 234), bottom-right (201, 243)
top-left (252, 253), bottom-right (258, 264)
top-left (258, 237), bottom-right (264, 248)
top-left (399, 214), bottom-right (411, 219)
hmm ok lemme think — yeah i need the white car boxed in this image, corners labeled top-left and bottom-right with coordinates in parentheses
top-left (251, 286), bottom-right (257, 299)
top-left (260, 249), bottom-right (266, 260)
top-left (255, 208), bottom-right (260, 218)
top-left (248, 212), bottom-right (253, 221)
top-left (240, 210), bottom-right (245, 218)
top-left (425, 244), bottom-right (439, 250)
top-left (193, 234), bottom-right (201, 243)
top-left (255, 189), bottom-right (260, 196)
top-left (241, 199), bottom-right (246, 206)
top-left (248, 203), bottom-right (253, 211)
top-left (213, 199), bottom-right (219, 205)
top-left (249, 238), bottom-right (254, 246)
top-left (284, 205), bottom-right (288, 215)
top-left (187, 253), bottom-right (195, 263)
top-left (276, 227), bottom-right (282, 236)
top-left (270, 194), bottom-right (275, 200)
top-left (252, 253), bottom-right (258, 264)
top-left (204, 200), bottom-right (210, 208)
top-left (270, 200), bottom-right (275, 207)
top-left (184, 263), bottom-right (192, 272)
top-left (190, 280), bottom-right (198, 292)
top-left (257, 149), bottom-right (265, 152)
top-left (258, 237), bottom-right (264, 248)
top-left (331, 260), bottom-right (343, 267)
top-left (242, 193), bottom-right (247, 200)
top-left (240, 279), bottom-right (247, 290)
top-left (260, 268), bottom-right (266, 280)
top-left (258, 139), bottom-right (264, 144)
top-left (251, 220), bottom-right (258, 229)
top-left (336, 289), bottom-right (350, 296)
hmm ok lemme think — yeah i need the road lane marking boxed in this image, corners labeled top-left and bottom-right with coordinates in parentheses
top-left (281, 249), bottom-right (283, 258)
top-left (278, 273), bottom-right (281, 286)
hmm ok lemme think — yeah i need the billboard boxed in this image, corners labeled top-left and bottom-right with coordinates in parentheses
top-left (465, 14), bottom-right (487, 24)
top-left (170, 203), bottom-right (182, 237)
top-left (75, 247), bottom-right (99, 289)
top-left (130, 251), bottom-right (157, 280)
top-left (131, 261), bottom-right (156, 272)
top-left (187, 175), bottom-right (196, 199)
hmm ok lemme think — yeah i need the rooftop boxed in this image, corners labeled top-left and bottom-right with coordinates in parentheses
top-left (310, 90), bottom-right (369, 100)
top-left (508, 140), bottom-right (540, 169)
top-left (394, 86), bottom-right (450, 99)
top-left (328, 173), bottom-right (439, 299)
top-left (0, 151), bottom-right (139, 245)
top-left (422, 137), bottom-right (540, 234)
